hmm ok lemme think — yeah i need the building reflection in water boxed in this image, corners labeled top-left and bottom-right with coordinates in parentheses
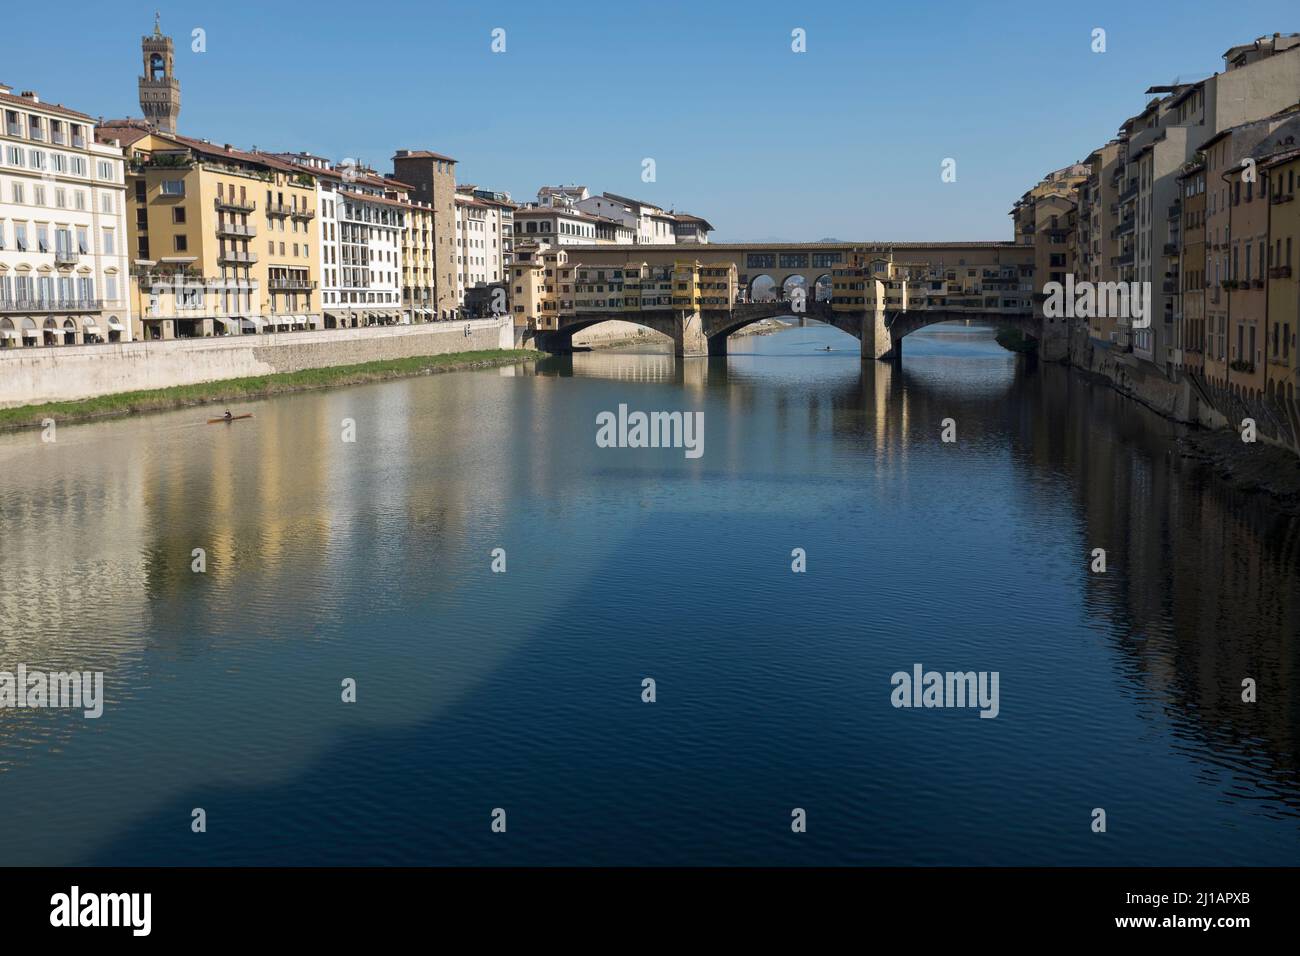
top-left (0, 321), bottom-right (1296, 865)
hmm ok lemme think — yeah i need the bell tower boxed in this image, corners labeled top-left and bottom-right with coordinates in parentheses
top-left (138, 12), bottom-right (181, 134)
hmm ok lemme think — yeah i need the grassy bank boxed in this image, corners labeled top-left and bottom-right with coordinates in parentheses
top-left (0, 348), bottom-right (541, 431)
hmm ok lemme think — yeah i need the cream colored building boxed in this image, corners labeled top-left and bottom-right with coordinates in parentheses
top-left (0, 86), bottom-right (131, 348)
top-left (99, 122), bottom-right (320, 338)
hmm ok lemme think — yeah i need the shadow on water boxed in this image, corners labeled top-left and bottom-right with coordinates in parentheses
top-left (2, 323), bottom-right (1296, 865)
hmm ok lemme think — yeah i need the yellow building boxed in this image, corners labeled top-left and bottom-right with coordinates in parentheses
top-left (401, 200), bottom-right (436, 322)
top-left (574, 263), bottom-right (628, 311)
top-left (1265, 148), bottom-right (1299, 431)
top-left (509, 242), bottom-right (574, 330)
top-left (830, 254), bottom-right (913, 311)
top-left (100, 122), bottom-right (320, 338)
top-left (669, 260), bottom-right (737, 309)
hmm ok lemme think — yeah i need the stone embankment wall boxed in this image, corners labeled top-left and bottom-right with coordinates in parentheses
top-left (0, 318), bottom-right (515, 408)
top-left (1067, 325), bottom-right (1300, 456)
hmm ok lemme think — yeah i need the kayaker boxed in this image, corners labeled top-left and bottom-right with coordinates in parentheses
top-left (223, 410), bottom-right (232, 421)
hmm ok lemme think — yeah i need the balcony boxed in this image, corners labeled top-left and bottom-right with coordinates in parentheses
top-left (218, 250), bottom-right (258, 265)
top-left (217, 222), bottom-right (257, 238)
top-left (1117, 217), bottom-right (1136, 236)
top-left (1118, 251), bottom-right (1135, 266)
top-left (214, 196), bottom-right (256, 214)
top-left (290, 206), bottom-right (315, 220)
top-left (1119, 183), bottom-right (1139, 202)
top-left (1167, 201), bottom-right (1181, 219)
top-left (0, 297), bottom-right (102, 313)
top-left (1162, 243), bottom-right (1178, 256)
top-left (1270, 192), bottom-right (1294, 205)
top-left (1268, 265), bottom-right (1292, 279)
top-left (5, 122), bottom-right (22, 137)
top-left (266, 202), bottom-right (297, 217)
top-left (268, 277), bottom-right (317, 291)
top-left (54, 249), bottom-right (79, 266)
top-left (51, 130), bottom-right (66, 146)
top-left (1163, 281), bottom-right (1177, 294)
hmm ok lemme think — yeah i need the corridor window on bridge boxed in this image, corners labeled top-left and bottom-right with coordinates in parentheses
top-left (1, 2), bottom-right (1297, 935)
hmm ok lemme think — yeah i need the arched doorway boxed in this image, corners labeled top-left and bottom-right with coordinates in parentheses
top-left (814, 273), bottom-right (833, 302)
top-left (0, 318), bottom-right (15, 349)
top-left (62, 319), bottom-right (78, 345)
top-left (43, 317), bottom-right (60, 346)
top-left (21, 318), bottom-right (38, 347)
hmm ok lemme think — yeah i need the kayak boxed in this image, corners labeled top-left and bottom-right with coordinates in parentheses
top-left (207, 414), bottom-right (254, 424)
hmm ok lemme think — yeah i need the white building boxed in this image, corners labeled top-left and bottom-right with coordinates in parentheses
top-left (576, 192), bottom-right (677, 244)
top-left (672, 213), bottom-right (713, 244)
top-left (274, 153), bottom-right (405, 327)
top-left (513, 204), bottom-right (600, 247)
top-left (455, 191), bottom-right (506, 297)
top-left (537, 184), bottom-right (588, 205)
top-left (0, 86), bottom-right (131, 347)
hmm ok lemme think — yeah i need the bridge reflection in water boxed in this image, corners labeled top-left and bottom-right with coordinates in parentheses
top-left (0, 321), bottom-right (1296, 865)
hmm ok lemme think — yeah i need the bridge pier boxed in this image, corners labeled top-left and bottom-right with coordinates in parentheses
top-left (707, 333), bottom-right (728, 357)
top-left (860, 308), bottom-right (899, 362)
top-left (674, 310), bottom-right (708, 358)
top-left (533, 330), bottom-right (574, 354)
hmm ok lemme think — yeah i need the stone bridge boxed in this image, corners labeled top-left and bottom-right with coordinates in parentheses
top-left (531, 300), bottom-right (1055, 360)
top-left (523, 241), bottom-right (1058, 360)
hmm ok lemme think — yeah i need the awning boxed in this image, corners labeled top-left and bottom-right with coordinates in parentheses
top-left (108, 318), bottom-right (124, 331)
top-left (82, 317), bottom-right (100, 328)
top-left (1, 330), bottom-right (17, 340)
top-left (21, 327), bottom-right (38, 337)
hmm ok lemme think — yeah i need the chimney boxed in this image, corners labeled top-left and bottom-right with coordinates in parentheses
top-left (19, 90), bottom-right (39, 102)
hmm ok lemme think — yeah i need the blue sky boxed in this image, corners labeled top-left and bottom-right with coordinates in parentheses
top-left (5, 1), bottom-right (1297, 239)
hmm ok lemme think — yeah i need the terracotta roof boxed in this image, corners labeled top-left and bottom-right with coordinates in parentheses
top-left (0, 89), bottom-right (93, 122)
top-left (338, 188), bottom-right (414, 210)
top-left (602, 191), bottom-right (660, 210)
top-left (515, 206), bottom-right (598, 220)
top-left (1263, 146), bottom-right (1300, 168)
top-left (96, 122), bottom-right (153, 148)
top-left (393, 149), bottom-right (457, 163)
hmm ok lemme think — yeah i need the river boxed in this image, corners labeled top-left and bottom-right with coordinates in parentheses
top-left (0, 321), bottom-right (1296, 865)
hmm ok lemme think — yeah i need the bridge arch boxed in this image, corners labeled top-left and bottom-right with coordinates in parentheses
top-left (748, 273), bottom-right (778, 302)
top-left (813, 273), bottom-right (833, 301)
top-left (885, 310), bottom-right (1043, 352)
top-left (781, 275), bottom-right (808, 302)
